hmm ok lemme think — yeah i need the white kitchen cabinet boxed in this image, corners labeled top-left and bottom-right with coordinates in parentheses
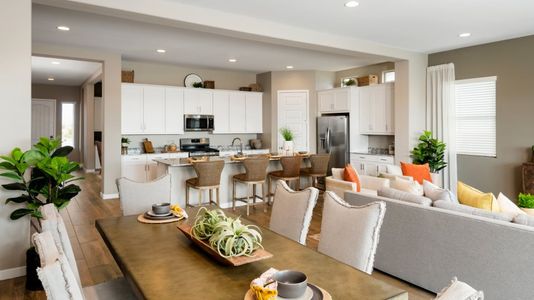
top-left (121, 84), bottom-right (144, 134)
top-left (318, 87), bottom-right (351, 113)
top-left (318, 91), bottom-right (335, 112)
top-left (184, 89), bottom-right (213, 115)
top-left (121, 155), bottom-right (147, 182)
top-left (229, 92), bottom-right (246, 133)
top-left (212, 90), bottom-right (230, 133)
top-left (164, 88), bottom-right (184, 134)
top-left (142, 86), bottom-right (166, 134)
top-left (359, 83), bottom-right (394, 135)
top-left (245, 93), bottom-right (263, 133)
top-left (146, 153), bottom-right (169, 181)
top-left (350, 154), bottom-right (394, 177)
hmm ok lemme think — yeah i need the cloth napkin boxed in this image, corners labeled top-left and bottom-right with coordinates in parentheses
top-left (250, 268), bottom-right (278, 300)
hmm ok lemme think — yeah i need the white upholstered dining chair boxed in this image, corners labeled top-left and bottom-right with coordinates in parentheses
top-left (38, 204), bottom-right (136, 300)
top-left (269, 180), bottom-right (319, 245)
top-left (116, 174), bottom-right (171, 216)
top-left (318, 191), bottom-right (386, 274)
top-left (434, 277), bottom-right (484, 300)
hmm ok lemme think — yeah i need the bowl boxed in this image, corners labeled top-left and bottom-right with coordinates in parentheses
top-left (273, 270), bottom-right (308, 298)
top-left (152, 203), bottom-right (171, 215)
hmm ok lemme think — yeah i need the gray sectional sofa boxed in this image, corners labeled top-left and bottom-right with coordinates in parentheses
top-left (344, 191), bottom-right (534, 300)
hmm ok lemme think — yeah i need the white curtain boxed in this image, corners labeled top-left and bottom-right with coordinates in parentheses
top-left (426, 63), bottom-right (457, 193)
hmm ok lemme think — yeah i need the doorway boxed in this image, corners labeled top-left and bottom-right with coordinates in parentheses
top-left (31, 98), bottom-right (56, 145)
top-left (277, 90), bottom-right (309, 152)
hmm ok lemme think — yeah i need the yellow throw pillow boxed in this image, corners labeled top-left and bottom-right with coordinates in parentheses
top-left (457, 182), bottom-right (500, 212)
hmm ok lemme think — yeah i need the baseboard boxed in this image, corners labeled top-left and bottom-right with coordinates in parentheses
top-left (100, 192), bottom-right (119, 200)
top-left (0, 266), bottom-right (26, 280)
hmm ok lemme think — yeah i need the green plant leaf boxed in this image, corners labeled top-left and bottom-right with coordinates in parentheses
top-left (9, 208), bottom-right (33, 220)
top-left (51, 146), bottom-right (73, 158)
top-left (5, 194), bottom-right (32, 204)
top-left (0, 161), bottom-right (17, 171)
top-left (23, 149), bottom-right (45, 165)
top-left (2, 182), bottom-right (27, 191)
top-left (0, 155), bottom-right (17, 165)
top-left (0, 172), bottom-right (22, 181)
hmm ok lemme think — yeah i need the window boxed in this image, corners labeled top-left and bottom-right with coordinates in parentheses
top-left (382, 70), bottom-right (395, 83)
top-left (61, 103), bottom-right (75, 147)
top-left (454, 76), bottom-right (497, 157)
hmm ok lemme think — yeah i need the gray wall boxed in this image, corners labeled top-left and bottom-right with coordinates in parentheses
top-left (429, 35), bottom-right (534, 198)
top-left (31, 84), bottom-right (82, 162)
top-left (0, 0), bottom-right (31, 278)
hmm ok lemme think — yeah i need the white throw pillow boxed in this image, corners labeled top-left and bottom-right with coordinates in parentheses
top-left (386, 165), bottom-right (403, 175)
top-left (496, 193), bottom-right (525, 217)
top-left (331, 168), bottom-right (344, 180)
top-left (391, 177), bottom-right (423, 196)
top-left (435, 277), bottom-right (483, 300)
top-left (423, 180), bottom-right (457, 203)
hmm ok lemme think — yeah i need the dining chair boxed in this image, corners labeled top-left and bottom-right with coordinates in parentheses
top-left (300, 153), bottom-right (330, 189)
top-left (116, 174), bottom-right (171, 216)
top-left (232, 156), bottom-right (270, 215)
top-left (318, 191), bottom-right (386, 275)
top-left (186, 160), bottom-right (225, 207)
top-left (37, 205), bottom-right (136, 300)
top-left (268, 155), bottom-right (302, 203)
top-left (269, 181), bottom-right (319, 245)
top-left (434, 277), bottom-right (484, 300)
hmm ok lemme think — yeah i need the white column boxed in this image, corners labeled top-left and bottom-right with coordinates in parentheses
top-left (0, 0), bottom-right (32, 279)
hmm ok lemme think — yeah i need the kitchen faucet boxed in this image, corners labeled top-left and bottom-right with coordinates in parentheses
top-left (231, 137), bottom-right (243, 155)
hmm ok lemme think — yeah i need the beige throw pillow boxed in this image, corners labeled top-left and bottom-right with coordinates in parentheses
top-left (496, 193), bottom-right (525, 218)
top-left (423, 180), bottom-right (457, 203)
top-left (391, 177), bottom-right (423, 196)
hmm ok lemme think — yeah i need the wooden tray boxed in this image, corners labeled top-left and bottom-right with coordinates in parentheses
top-left (177, 222), bottom-right (273, 266)
top-left (137, 214), bottom-right (183, 224)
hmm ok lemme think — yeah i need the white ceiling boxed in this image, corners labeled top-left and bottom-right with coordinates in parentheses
top-left (32, 4), bottom-right (389, 73)
top-left (32, 56), bottom-right (101, 86)
top-left (166, 0), bottom-right (534, 53)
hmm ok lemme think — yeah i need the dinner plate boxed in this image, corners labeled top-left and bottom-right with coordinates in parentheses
top-left (146, 211), bottom-right (172, 217)
top-left (244, 284), bottom-right (324, 300)
top-left (143, 212), bottom-right (175, 220)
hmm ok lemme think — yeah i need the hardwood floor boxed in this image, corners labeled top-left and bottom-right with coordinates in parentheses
top-left (0, 171), bottom-right (434, 299)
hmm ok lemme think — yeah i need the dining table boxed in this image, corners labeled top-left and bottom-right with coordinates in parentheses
top-left (96, 208), bottom-right (408, 300)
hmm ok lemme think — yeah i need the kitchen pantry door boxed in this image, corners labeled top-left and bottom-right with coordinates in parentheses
top-left (31, 99), bottom-right (56, 145)
top-left (277, 90), bottom-right (309, 152)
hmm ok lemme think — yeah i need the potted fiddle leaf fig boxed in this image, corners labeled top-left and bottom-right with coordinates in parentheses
top-left (411, 130), bottom-right (447, 185)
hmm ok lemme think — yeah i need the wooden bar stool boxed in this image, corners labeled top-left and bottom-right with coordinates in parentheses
top-left (268, 156), bottom-right (302, 204)
top-left (232, 157), bottom-right (270, 215)
top-left (186, 160), bottom-right (225, 207)
top-left (300, 154), bottom-right (330, 190)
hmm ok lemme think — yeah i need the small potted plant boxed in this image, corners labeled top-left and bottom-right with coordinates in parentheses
top-left (121, 137), bottom-right (130, 155)
top-left (411, 130), bottom-right (447, 186)
top-left (518, 193), bottom-right (534, 216)
top-left (279, 127), bottom-right (295, 156)
top-left (345, 78), bottom-right (356, 86)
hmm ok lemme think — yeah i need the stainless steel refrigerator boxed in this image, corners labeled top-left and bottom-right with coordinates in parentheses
top-left (317, 115), bottom-right (349, 172)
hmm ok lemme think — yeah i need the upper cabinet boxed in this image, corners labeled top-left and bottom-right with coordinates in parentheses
top-left (122, 83), bottom-right (262, 135)
top-left (359, 83), bottom-right (394, 135)
top-left (318, 87), bottom-right (351, 113)
top-left (184, 89), bottom-right (213, 115)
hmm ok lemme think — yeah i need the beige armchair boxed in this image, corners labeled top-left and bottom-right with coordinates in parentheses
top-left (326, 168), bottom-right (390, 199)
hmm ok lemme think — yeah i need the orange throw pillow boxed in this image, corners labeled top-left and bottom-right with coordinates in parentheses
top-left (400, 162), bottom-right (432, 184)
top-left (343, 164), bottom-right (361, 192)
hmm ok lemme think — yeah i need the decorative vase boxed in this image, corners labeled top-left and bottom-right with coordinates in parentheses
top-left (282, 140), bottom-right (294, 156)
top-left (521, 207), bottom-right (534, 216)
top-left (430, 172), bottom-right (442, 187)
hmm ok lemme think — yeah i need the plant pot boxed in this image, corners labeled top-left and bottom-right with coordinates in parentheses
top-left (282, 140), bottom-right (294, 156)
top-left (430, 172), bottom-right (442, 187)
top-left (26, 247), bottom-right (43, 291)
top-left (520, 207), bottom-right (534, 216)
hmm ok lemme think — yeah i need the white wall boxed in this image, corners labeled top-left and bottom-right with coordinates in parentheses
top-left (0, 0), bottom-right (31, 279)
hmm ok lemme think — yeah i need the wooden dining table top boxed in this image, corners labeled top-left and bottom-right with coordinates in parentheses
top-left (96, 208), bottom-right (408, 300)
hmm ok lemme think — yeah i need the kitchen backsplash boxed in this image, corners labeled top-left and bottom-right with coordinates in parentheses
top-left (368, 135), bottom-right (394, 149)
top-left (123, 132), bottom-right (260, 153)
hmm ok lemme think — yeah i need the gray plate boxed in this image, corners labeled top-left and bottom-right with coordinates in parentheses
top-left (308, 284), bottom-right (323, 300)
top-left (143, 212), bottom-right (175, 220)
top-left (146, 211), bottom-right (172, 217)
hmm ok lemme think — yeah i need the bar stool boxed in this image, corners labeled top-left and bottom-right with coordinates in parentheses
top-left (186, 160), bottom-right (225, 207)
top-left (268, 156), bottom-right (302, 204)
top-left (232, 157), bottom-right (270, 215)
top-left (300, 154), bottom-right (330, 190)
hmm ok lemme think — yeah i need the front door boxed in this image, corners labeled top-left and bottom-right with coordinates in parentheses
top-left (31, 99), bottom-right (56, 145)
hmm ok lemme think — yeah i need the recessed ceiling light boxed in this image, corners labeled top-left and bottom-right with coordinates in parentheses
top-left (48, 77), bottom-right (55, 81)
top-left (459, 32), bottom-right (471, 38)
top-left (345, 1), bottom-right (359, 8)
top-left (156, 49), bottom-right (166, 53)
top-left (57, 26), bottom-right (70, 31)
top-left (286, 66), bottom-right (294, 69)
top-left (51, 61), bottom-right (60, 65)
top-left (228, 58), bottom-right (237, 63)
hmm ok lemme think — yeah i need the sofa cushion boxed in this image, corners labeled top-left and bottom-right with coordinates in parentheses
top-left (496, 193), bottom-right (525, 217)
top-left (513, 214), bottom-right (534, 227)
top-left (423, 180), bottom-right (457, 203)
top-left (386, 165), bottom-right (403, 175)
top-left (457, 181), bottom-right (500, 212)
top-left (343, 164), bottom-right (361, 192)
top-left (379, 172), bottom-right (413, 182)
top-left (434, 200), bottom-right (513, 222)
top-left (401, 162), bottom-right (432, 184)
top-left (332, 168), bottom-right (344, 180)
top-left (378, 187), bottom-right (432, 206)
top-left (391, 177), bottom-right (424, 196)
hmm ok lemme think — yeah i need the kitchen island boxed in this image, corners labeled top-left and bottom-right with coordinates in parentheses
top-left (155, 156), bottom-right (311, 208)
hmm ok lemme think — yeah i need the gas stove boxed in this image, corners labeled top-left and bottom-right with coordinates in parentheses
top-left (180, 138), bottom-right (220, 157)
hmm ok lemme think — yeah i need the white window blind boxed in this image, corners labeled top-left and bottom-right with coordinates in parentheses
top-left (455, 76), bottom-right (497, 157)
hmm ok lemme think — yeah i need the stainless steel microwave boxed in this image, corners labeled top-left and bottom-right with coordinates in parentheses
top-left (184, 114), bottom-right (214, 131)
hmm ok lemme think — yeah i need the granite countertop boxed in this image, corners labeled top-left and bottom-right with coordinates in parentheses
top-left (351, 152), bottom-right (394, 157)
top-left (155, 153), bottom-right (311, 167)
